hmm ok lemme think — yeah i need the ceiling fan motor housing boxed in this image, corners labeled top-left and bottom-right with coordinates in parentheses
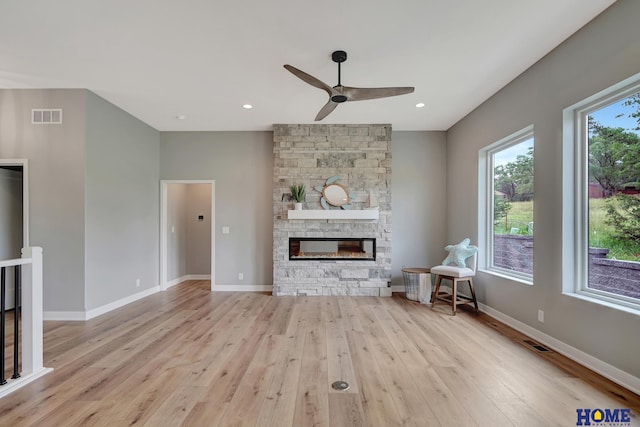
top-left (332, 50), bottom-right (347, 63)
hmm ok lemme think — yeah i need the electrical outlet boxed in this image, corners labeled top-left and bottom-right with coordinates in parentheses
top-left (136, 279), bottom-right (140, 288)
top-left (538, 309), bottom-right (544, 323)
top-left (238, 273), bottom-right (243, 280)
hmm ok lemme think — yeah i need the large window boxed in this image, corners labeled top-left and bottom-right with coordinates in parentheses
top-left (479, 126), bottom-right (534, 283)
top-left (563, 74), bottom-right (640, 312)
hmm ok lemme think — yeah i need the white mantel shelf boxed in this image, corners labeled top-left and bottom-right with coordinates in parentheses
top-left (287, 209), bottom-right (379, 220)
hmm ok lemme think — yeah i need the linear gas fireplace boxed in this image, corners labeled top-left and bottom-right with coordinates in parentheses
top-left (289, 237), bottom-right (376, 261)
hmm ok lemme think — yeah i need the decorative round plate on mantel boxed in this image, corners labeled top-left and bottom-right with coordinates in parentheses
top-left (315, 176), bottom-right (353, 210)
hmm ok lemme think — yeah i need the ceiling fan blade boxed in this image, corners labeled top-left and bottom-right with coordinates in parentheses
top-left (342, 86), bottom-right (415, 101)
top-left (284, 64), bottom-right (334, 97)
top-left (315, 100), bottom-right (339, 121)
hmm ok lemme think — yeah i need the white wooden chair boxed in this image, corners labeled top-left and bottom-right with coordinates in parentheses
top-left (430, 250), bottom-right (478, 315)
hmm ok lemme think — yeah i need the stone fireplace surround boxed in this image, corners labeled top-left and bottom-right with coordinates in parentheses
top-left (272, 124), bottom-right (392, 296)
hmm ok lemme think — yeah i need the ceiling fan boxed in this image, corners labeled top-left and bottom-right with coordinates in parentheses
top-left (284, 50), bottom-right (415, 121)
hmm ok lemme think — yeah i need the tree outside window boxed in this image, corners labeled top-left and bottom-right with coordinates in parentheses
top-left (587, 92), bottom-right (640, 302)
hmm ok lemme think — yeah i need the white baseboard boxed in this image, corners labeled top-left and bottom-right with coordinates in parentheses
top-left (213, 284), bottom-right (272, 292)
top-left (479, 303), bottom-right (640, 396)
top-left (43, 311), bottom-right (87, 321)
top-left (0, 367), bottom-right (53, 399)
top-left (187, 274), bottom-right (210, 280)
top-left (44, 286), bottom-right (160, 321)
top-left (166, 274), bottom-right (211, 289)
top-left (86, 286), bottom-right (160, 320)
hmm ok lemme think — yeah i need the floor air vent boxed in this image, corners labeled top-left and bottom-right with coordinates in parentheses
top-left (523, 339), bottom-right (551, 352)
top-left (32, 109), bottom-right (63, 124)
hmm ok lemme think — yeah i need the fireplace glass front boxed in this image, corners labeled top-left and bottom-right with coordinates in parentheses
top-left (289, 237), bottom-right (376, 261)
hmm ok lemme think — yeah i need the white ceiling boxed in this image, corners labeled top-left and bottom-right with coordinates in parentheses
top-left (0, 0), bottom-right (617, 131)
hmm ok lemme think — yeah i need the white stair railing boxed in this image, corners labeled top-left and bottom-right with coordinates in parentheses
top-left (0, 247), bottom-right (52, 399)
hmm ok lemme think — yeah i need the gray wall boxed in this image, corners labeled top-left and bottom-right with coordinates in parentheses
top-left (160, 132), bottom-right (273, 288)
top-left (167, 183), bottom-right (188, 281)
top-left (0, 89), bottom-right (160, 312)
top-left (446, 0), bottom-right (640, 378)
top-left (391, 131), bottom-right (447, 285)
top-left (85, 92), bottom-right (160, 310)
top-left (186, 183), bottom-right (211, 275)
top-left (0, 89), bottom-right (87, 311)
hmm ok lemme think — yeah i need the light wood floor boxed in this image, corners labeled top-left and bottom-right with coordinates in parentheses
top-left (0, 280), bottom-right (638, 426)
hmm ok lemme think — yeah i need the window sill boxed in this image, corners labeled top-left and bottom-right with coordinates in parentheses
top-left (562, 290), bottom-right (640, 316)
top-left (478, 269), bottom-right (533, 286)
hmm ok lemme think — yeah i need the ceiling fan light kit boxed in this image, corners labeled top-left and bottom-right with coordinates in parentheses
top-left (284, 50), bottom-right (415, 121)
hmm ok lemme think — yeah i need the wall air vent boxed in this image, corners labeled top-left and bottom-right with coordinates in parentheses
top-left (523, 339), bottom-right (551, 352)
top-left (32, 109), bottom-right (63, 124)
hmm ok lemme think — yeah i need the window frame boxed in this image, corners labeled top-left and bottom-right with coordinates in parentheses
top-left (562, 72), bottom-right (640, 313)
top-left (478, 125), bottom-right (534, 284)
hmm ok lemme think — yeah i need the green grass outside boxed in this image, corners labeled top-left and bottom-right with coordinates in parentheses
top-left (494, 200), bottom-right (533, 234)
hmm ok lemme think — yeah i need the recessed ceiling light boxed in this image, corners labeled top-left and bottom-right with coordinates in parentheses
top-left (415, 103), bottom-right (425, 108)
top-left (242, 104), bottom-right (253, 109)
top-left (176, 115), bottom-right (186, 120)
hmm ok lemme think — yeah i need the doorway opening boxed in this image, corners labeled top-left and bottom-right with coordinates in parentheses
top-left (160, 180), bottom-right (215, 292)
top-left (0, 159), bottom-right (29, 309)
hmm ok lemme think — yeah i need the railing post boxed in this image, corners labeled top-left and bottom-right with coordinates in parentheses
top-left (1, 266), bottom-right (6, 385)
top-left (21, 247), bottom-right (43, 375)
top-left (12, 265), bottom-right (21, 379)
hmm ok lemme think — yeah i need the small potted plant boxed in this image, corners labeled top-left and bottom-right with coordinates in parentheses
top-left (290, 184), bottom-right (305, 210)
